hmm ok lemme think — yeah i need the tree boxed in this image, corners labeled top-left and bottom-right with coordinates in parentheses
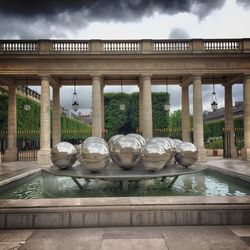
top-left (104, 92), bottom-right (170, 138)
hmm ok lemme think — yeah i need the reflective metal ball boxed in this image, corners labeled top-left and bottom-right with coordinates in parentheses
top-left (108, 134), bottom-right (123, 151)
top-left (174, 142), bottom-right (198, 167)
top-left (83, 136), bottom-right (108, 147)
top-left (79, 141), bottom-right (110, 173)
top-left (111, 135), bottom-right (141, 170)
top-left (51, 142), bottom-right (77, 169)
top-left (127, 133), bottom-right (146, 146)
top-left (141, 143), bottom-right (168, 172)
top-left (164, 137), bottom-right (176, 151)
top-left (173, 139), bottom-right (182, 147)
top-left (148, 137), bottom-right (173, 165)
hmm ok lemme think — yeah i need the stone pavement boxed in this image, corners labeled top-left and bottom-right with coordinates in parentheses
top-left (0, 161), bottom-right (40, 187)
top-left (0, 226), bottom-right (249, 250)
top-left (207, 157), bottom-right (250, 181)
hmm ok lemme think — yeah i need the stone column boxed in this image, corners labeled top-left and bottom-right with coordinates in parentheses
top-left (139, 81), bottom-right (143, 134)
top-left (92, 75), bottom-right (102, 137)
top-left (242, 75), bottom-right (250, 160)
top-left (193, 75), bottom-right (207, 161)
top-left (52, 83), bottom-right (61, 146)
top-left (5, 84), bottom-right (17, 161)
top-left (101, 82), bottom-right (105, 136)
top-left (181, 84), bottom-right (190, 142)
top-left (141, 75), bottom-right (153, 139)
top-left (37, 76), bottom-right (51, 164)
top-left (224, 82), bottom-right (237, 157)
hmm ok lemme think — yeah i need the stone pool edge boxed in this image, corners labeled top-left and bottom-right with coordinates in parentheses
top-left (0, 165), bottom-right (250, 229)
top-left (0, 196), bottom-right (249, 228)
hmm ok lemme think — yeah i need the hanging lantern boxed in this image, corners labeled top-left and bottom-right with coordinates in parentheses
top-left (211, 76), bottom-right (218, 112)
top-left (72, 77), bottom-right (79, 112)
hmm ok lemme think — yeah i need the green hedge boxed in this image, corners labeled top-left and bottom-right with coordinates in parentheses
top-left (204, 116), bottom-right (243, 140)
top-left (61, 116), bottom-right (90, 130)
top-left (0, 94), bottom-right (90, 132)
top-left (104, 92), bottom-right (170, 138)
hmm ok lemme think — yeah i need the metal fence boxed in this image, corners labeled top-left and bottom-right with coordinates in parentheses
top-left (153, 128), bottom-right (182, 139)
top-left (0, 129), bottom-right (94, 161)
top-left (0, 127), bottom-right (245, 161)
top-left (16, 130), bottom-right (40, 161)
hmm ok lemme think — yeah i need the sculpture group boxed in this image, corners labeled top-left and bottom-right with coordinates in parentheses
top-left (51, 134), bottom-right (198, 173)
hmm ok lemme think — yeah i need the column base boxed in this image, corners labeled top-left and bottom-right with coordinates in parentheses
top-left (197, 148), bottom-right (207, 161)
top-left (241, 147), bottom-right (250, 161)
top-left (5, 149), bottom-right (17, 161)
top-left (231, 146), bottom-right (238, 158)
top-left (37, 149), bottom-right (52, 165)
top-left (142, 130), bottom-right (153, 140)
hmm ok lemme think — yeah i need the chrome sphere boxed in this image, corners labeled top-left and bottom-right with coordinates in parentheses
top-left (83, 136), bottom-right (108, 147)
top-left (174, 142), bottom-right (198, 167)
top-left (79, 141), bottom-right (110, 173)
top-left (141, 143), bottom-right (168, 172)
top-left (164, 137), bottom-right (176, 150)
top-left (127, 133), bottom-right (146, 146)
top-left (51, 142), bottom-right (77, 169)
top-left (108, 134), bottom-right (123, 151)
top-left (148, 137), bottom-right (173, 164)
top-left (111, 135), bottom-right (141, 170)
top-left (173, 139), bottom-right (182, 147)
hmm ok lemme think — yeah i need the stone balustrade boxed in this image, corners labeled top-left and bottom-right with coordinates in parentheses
top-left (1, 39), bottom-right (250, 54)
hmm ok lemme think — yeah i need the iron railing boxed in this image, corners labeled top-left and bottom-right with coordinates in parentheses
top-left (0, 129), bottom-right (94, 161)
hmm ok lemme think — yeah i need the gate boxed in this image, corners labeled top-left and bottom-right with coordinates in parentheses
top-left (17, 130), bottom-right (40, 161)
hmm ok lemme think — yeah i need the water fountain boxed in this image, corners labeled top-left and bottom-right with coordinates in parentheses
top-left (44, 134), bottom-right (206, 193)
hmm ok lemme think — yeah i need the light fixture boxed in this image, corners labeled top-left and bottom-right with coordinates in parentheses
top-left (119, 76), bottom-right (126, 111)
top-left (211, 76), bottom-right (218, 112)
top-left (72, 77), bottom-right (79, 112)
top-left (164, 76), bottom-right (170, 111)
top-left (23, 77), bottom-right (31, 111)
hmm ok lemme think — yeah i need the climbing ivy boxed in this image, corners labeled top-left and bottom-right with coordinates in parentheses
top-left (0, 94), bottom-right (90, 131)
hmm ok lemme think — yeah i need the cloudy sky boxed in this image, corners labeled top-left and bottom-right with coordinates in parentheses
top-left (1, 0), bottom-right (250, 114)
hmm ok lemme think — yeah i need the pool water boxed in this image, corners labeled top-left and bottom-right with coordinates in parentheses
top-left (0, 169), bottom-right (250, 199)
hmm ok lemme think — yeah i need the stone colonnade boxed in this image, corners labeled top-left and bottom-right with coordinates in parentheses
top-left (3, 74), bottom-right (250, 164)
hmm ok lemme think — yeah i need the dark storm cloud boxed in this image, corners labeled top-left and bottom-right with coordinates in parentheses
top-left (1, 0), bottom-right (225, 20)
top-left (236, 0), bottom-right (250, 8)
top-left (0, 0), bottom-right (226, 38)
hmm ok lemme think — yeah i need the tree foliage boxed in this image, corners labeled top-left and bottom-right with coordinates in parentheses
top-left (104, 92), bottom-right (170, 137)
top-left (0, 94), bottom-right (90, 131)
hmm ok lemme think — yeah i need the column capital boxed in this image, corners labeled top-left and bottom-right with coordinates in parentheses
top-left (192, 74), bottom-right (203, 81)
top-left (180, 75), bottom-right (192, 87)
top-left (180, 84), bottom-right (189, 88)
top-left (140, 74), bottom-right (152, 81)
top-left (91, 74), bottom-right (102, 81)
top-left (51, 81), bottom-right (61, 89)
top-left (222, 81), bottom-right (233, 88)
top-left (243, 74), bottom-right (250, 81)
top-left (7, 82), bottom-right (16, 90)
top-left (39, 74), bottom-right (51, 81)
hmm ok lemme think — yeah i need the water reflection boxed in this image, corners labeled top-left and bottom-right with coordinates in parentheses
top-left (0, 170), bottom-right (249, 199)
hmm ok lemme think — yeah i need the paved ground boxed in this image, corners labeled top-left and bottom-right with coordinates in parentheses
top-left (0, 226), bottom-right (249, 250)
top-left (0, 161), bottom-right (42, 187)
top-left (207, 157), bottom-right (250, 179)
top-left (0, 158), bottom-right (250, 249)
